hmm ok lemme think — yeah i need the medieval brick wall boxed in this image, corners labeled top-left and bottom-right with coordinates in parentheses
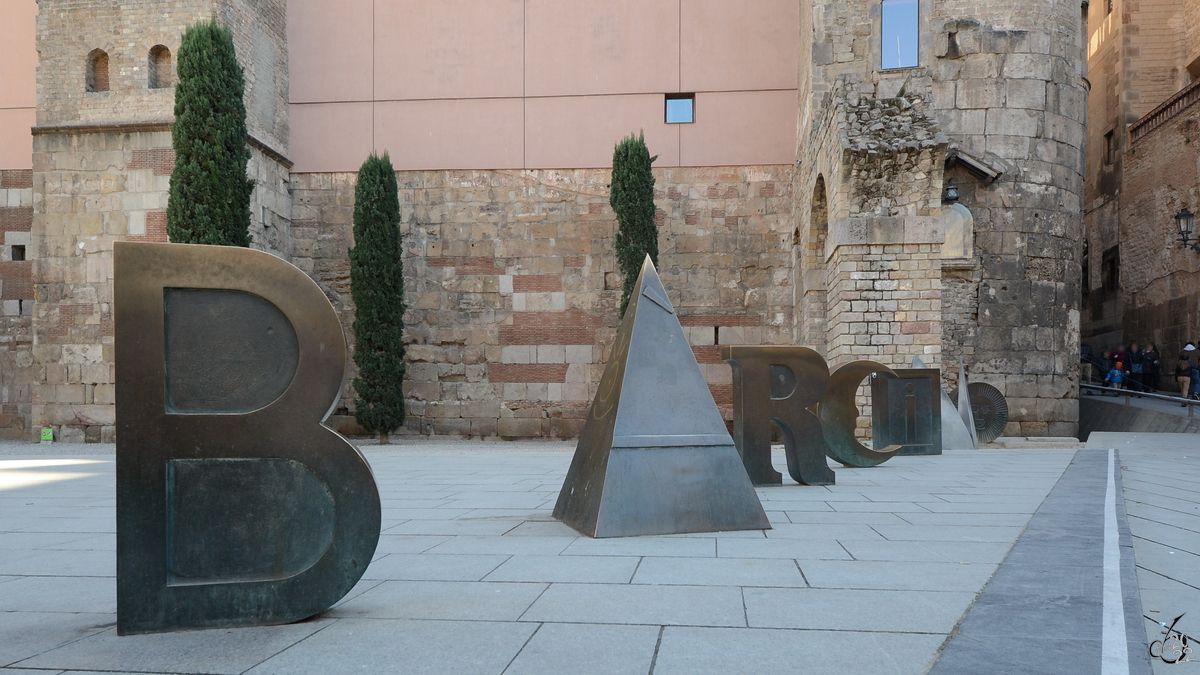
top-left (35, 0), bottom-right (288, 153)
top-left (798, 0), bottom-right (1087, 436)
top-left (1114, 103), bottom-right (1200, 356)
top-left (927, 2), bottom-right (1087, 436)
top-left (1083, 0), bottom-right (1200, 363)
top-left (27, 129), bottom-right (290, 442)
top-left (289, 166), bottom-right (795, 438)
top-left (0, 169), bottom-right (34, 438)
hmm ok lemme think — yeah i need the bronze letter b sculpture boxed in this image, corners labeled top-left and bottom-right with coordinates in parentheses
top-left (114, 242), bottom-right (381, 634)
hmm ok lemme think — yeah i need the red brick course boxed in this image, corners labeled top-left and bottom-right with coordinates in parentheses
top-left (0, 207), bottom-right (33, 233)
top-left (679, 314), bottom-right (760, 327)
top-left (563, 256), bottom-right (586, 267)
top-left (48, 304), bottom-right (94, 343)
top-left (691, 345), bottom-right (724, 364)
top-left (128, 211), bottom-right (167, 243)
top-left (0, 170), bottom-right (32, 189)
top-left (489, 363), bottom-right (569, 383)
top-left (0, 261), bottom-right (32, 300)
top-left (128, 148), bottom-right (175, 176)
top-left (512, 275), bottom-right (563, 293)
top-left (500, 310), bottom-right (603, 345)
top-left (427, 256), bottom-right (506, 275)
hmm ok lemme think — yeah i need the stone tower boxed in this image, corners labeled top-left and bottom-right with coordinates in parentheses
top-left (796, 0), bottom-right (1088, 436)
top-left (30, 0), bottom-right (291, 442)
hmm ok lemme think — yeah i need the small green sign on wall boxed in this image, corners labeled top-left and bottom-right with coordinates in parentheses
top-left (40, 427), bottom-right (53, 442)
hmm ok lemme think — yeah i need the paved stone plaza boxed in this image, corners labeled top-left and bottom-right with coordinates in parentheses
top-left (0, 435), bottom-right (1196, 674)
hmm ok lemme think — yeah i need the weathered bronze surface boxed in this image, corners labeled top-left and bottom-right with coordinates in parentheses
top-left (957, 357), bottom-right (979, 448)
top-left (872, 368), bottom-right (942, 455)
top-left (554, 257), bottom-right (770, 538)
top-left (114, 242), bottom-right (381, 635)
top-left (967, 382), bottom-right (1009, 444)
top-left (723, 346), bottom-right (835, 486)
top-left (818, 361), bottom-right (901, 467)
top-left (913, 355), bottom-right (975, 450)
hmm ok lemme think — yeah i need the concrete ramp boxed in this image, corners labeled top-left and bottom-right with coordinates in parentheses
top-left (1079, 396), bottom-right (1200, 438)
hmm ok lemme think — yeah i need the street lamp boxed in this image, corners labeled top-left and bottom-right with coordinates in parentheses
top-left (1176, 207), bottom-right (1200, 253)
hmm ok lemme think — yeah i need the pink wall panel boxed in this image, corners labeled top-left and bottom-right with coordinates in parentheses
top-left (289, 102), bottom-right (373, 173)
top-left (681, 0), bottom-right (799, 93)
top-left (288, 0), bottom-right (373, 103)
top-left (525, 94), bottom-right (680, 169)
top-left (0, 109), bottom-right (34, 170)
top-left (679, 91), bottom-right (797, 167)
top-left (0, 1), bottom-right (36, 109)
top-left (374, 98), bottom-right (524, 171)
top-left (374, 0), bottom-right (523, 101)
top-left (525, 0), bottom-right (680, 98)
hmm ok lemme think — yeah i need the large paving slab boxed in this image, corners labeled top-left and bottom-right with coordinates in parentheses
top-left (0, 440), bottom-right (1085, 673)
top-left (1089, 433), bottom-right (1200, 675)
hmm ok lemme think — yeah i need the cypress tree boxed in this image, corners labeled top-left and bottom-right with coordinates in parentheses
top-left (350, 153), bottom-right (406, 444)
top-left (167, 20), bottom-right (253, 246)
top-left (610, 132), bottom-right (659, 317)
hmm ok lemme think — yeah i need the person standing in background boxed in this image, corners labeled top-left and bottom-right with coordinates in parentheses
top-left (1081, 339), bottom-right (1095, 385)
top-left (1143, 343), bottom-right (1161, 392)
top-left (1187, 343), bottom-right (1200, 400)
top-left (1176, 349), bottom-right (1194, 405)
top-left (1127, 341), bottom-right (1145, 394)
top-left (1113, 344), bottom-right (1129, 374)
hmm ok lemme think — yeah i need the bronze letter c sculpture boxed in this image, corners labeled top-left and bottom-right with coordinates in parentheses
top-left (114, 242), bottom-right (381, 634)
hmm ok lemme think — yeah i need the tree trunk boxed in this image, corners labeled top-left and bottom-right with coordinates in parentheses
top-left (379, 431), bottom-right (389, 445)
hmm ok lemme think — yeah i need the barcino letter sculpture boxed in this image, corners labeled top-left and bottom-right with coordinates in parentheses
top-left (114, 242), bottom-right (381, 634)
top-left (723, 348), bottom-right (905, 480)
top-left (553, 256), bottom-right (770, 538)
top-left (871, 367), bottom-right (942, 456)
top-left (723, 347), bottom-right (835, 486)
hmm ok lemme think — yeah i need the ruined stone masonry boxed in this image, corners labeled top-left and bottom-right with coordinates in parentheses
top-left (13, 0), bottom-right (1088, 440)
top-left (291, 167), bottom-right (795, 439)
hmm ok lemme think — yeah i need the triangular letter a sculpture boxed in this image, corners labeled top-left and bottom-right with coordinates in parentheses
top-left (554, 257), bottom-right (770, 538)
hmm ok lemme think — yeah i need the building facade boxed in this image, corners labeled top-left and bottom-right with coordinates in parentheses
top-left (0, 0), bottom-right (1087, 441)
top-left (1082, 0), bottom-right (1200, 362)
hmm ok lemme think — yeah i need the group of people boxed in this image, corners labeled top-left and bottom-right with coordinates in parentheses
top-left (1081, 340), bottom-right (1200, 404)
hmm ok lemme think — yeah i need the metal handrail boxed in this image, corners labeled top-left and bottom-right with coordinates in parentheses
top-left (1080, 383), bottom-right (1198, 418)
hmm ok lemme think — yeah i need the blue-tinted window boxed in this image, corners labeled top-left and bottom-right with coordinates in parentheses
top-left (666, 95), bottom-right (694, 124)
top-left (881, 0), bottom-right (919, 70)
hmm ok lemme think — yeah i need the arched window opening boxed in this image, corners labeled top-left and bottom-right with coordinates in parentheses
top-left (149, 45), bottom-right (173, 89)
top-left (811, 176), bottom-right (829, 256)
top-left (881, 0), bottom-right (919, 69)
top-left (86, 49), bottom-right (110, 93)
top-left (798, 175), bottom-right (830, 354)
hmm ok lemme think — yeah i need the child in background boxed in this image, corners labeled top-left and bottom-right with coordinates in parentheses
top-left (1104, 362), bottom-right (1125, 395)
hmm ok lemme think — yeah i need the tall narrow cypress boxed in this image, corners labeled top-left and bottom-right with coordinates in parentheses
top-left (167, 20), bottom-right (253, 246)
top-left (350, 153), bottom-right (406, 444)
top-left (610, 132), bottom-right (659, 317)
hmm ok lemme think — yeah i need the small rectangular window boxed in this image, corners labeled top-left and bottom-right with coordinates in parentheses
top-left (666, 95), bottom-right (694, 124)
top-left (10, 245), bottom-right (24, 261)
top-left (881, 0), bottom-right (919, 70)
top-left (1103, 130), bottom-right (1115, 164)
top-left (1107, 0), bottom-right (1113, 15)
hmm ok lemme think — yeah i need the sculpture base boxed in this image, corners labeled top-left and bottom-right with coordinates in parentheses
top-left (555, 444), bottom-right (771, 538)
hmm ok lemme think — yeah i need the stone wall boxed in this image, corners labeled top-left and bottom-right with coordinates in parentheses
top-left (1109, 100), bottom-right (1200, 357)
top-left (27, 128), bottom-right (290, 442)
top-left (289, 166), bottom-right (796, 438)
top-left (798, 0), bottom-right (1087, 436)
top-left (35, 0), bottom-right (288, 154)
top-left (927, 2), bottom-right (1087, 436)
